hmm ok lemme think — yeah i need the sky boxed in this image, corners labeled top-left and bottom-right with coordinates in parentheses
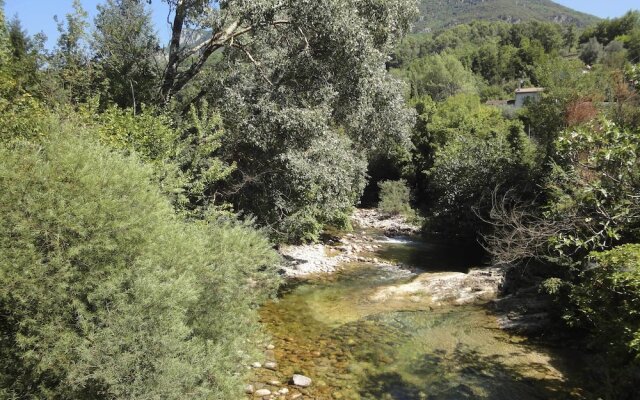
top-left (4, 0), bottom-right (172, 47)
top-left (3, 0), bottom-right (640, 48)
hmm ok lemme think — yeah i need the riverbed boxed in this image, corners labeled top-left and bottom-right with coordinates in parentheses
top-left (248, 226), bottom-right (591, 399)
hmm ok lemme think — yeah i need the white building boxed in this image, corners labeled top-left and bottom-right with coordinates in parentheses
top-left (514, 87), bottom-right (544, 108)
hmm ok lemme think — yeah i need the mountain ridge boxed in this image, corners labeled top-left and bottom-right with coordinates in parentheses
top-left (414, 0), bottom-right (600, 32)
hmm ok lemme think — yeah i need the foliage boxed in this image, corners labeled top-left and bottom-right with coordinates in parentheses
top-left (628, 64), bottom-right (640, 91)
top-left (426, 125), bottom-right (536, 238)
top-left (84, 101), bottom-right (236, 217)
top-left (175, 102), bottom-right (237, 217)
top-left (50, 0), bottom-right (96, 104)
top-left (146, 0), bottom-right (417, 241)
top-left (580, 37), bottom-right (604, 65)
top-left (567, 245), bottom-right (640, 361)
top-left (0, 118), bottom-right (279, 399)
top-left (392, 20), bottom-right (574, 97)
top-left (378, 179), bottom-right (415, 217)
top-left (579, 11), bottom-right (640, 46)
top-left (92, 0), bottom-right (160, 108)
top-left (486, 119), bottom-right (640, 266)
top-left (399, 53), bottom-right (478, 100)
top-left (545, 119), bottom-right (640, 261)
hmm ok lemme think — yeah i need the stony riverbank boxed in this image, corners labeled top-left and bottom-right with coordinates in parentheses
top-left (278, 209), bottom-right (505, 308)
top-left (278, 209), bottom-right (420, 278)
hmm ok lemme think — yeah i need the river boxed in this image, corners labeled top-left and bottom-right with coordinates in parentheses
top-left (249, 229), bottom-right (591, 399)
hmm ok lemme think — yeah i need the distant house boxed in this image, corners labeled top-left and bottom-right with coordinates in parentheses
top-left (485, 87), bottom-right (544, 110)
top-left (514, 87), bottom-right (544, 108)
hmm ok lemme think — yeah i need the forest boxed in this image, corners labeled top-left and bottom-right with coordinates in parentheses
top-left (0, 0), bottom-right (639, 398)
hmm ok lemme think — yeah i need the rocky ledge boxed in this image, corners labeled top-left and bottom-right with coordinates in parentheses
top-left (370, 267), bottom-right (505, 307)
top-left (351, 208), bottom-right (421, 237)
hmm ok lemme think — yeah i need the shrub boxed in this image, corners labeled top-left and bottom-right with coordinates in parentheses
top-left (568, 245), bottom-right (640, 362)
top-left (378, 179), bottom-right (414, 217)
top-left (427, 128), bottom-right (536, 239)
top-left (0, 118), bottom-right (279, 399)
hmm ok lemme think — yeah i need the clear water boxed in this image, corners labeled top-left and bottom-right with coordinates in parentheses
top-left (256, 237), bottom-right (590, 399)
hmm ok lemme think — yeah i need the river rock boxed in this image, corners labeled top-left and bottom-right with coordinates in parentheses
top-left (264, 361), bottom-right (278, 370)
top-left (254, 388), bottom-right (271, 396)
top-left (251, 362), bottom-right (262, 368)
top-left (291, 374), bottom-right (312, 387)
top-left (266, 344), bottom-right (275, 350)
top-left (278, 388), bottom-right (289, 395)
top-left (267, 380), bottom-right (281, 386)
top-left (244, 384), bottom-right (255, 394)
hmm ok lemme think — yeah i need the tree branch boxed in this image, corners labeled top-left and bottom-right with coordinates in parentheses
top-left (160, 11), bottom-right (290, 101)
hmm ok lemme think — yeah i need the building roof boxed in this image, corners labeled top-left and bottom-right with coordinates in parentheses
top-left (515, 87), bottom-right (544, 94)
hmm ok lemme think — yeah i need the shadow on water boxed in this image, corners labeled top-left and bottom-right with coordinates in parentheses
top-left (374, 237), bottom-right (485, 273)
top-left (359, 343), bottom-right (580, 400)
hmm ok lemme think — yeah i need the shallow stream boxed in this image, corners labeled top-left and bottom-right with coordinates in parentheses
top-left (254, 233), bottom-right (590, 399)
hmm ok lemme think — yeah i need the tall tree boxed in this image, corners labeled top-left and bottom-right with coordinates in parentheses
top-left (93, 0), bottom-right (160, 108)
top-left (7, 17), bottom-right (45, 93)
top-left (151, 0), bottom-right (418, 240)
top-left (52, 0), bottom-right (93, 103)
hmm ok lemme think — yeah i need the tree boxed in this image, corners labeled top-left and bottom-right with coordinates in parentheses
top-left (151, 0), bottom-right (417, 241)
top-left (563, 24), bottom-right (577, 50)
top-left (485, 119), bottom-right (640, 266)
top-left (580, 37), bottom-right (604, 65)
top-left (627, 28), bottom-right (640, 63)
top-left (402, 53), bottom-right (478, 100)
top-left (426, 126), bottom-right (535, 239)
top-left (6, 17), bottom-right (45, 93)
top-left (92, 0), bottom-right (160, 108)
top-left (157, 0), bottom-right (417, 103)
top-left (0, 2), bottom-right (13, 95)
top-left (51, 0), bottom-right (94, 103)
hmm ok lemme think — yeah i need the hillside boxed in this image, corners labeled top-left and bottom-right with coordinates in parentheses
top-left (414, 0), bottom-right (599, 32)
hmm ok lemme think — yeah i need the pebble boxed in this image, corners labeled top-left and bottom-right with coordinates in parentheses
top-left (292, 374), bottom-right (312, 387)
top-left (264, 361), bottom-right (278, 370)
top-left (267, 380), bottom-right (281, 386)
top-left (254, 388), bottom-right (271, 396)
top-left (290, 393), bottom-right (303, 399)
top-left (251, 362), bottom-right (262, 368)
top-left (266, 344), bottom-right (275, 350)
top-left (244, 384), bottom-right (254, 394)
top-left (278, 388), bottom-right (289, 395)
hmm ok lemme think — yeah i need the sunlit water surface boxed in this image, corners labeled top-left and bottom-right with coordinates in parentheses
top-left (256, 235), bottom-right (590, 399)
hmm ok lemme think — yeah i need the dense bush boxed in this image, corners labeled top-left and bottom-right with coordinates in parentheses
top-left (411, 94), bottom-right (536, 238)
top-left (546, 119), bottom-right (640, 261)
top-left (399, 53), bottom-right (478, 100)
top-left (0, 118), bottom-right (279, 399)
top-left (568, 245), bottom-right (640, 360)
top-left (427, 128), bottom-right (536, 238)
top-left (378, 179), bottom-right (414, 217)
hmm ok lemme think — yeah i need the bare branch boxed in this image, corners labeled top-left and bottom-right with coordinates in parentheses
top-left (160, 13), bottom-right (291, 101)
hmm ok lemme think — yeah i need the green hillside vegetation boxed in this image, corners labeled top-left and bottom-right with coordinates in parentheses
top-left (383, 11), bottom-right (640, 397)
top-left (414, 0), bottom-right (599, 32)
